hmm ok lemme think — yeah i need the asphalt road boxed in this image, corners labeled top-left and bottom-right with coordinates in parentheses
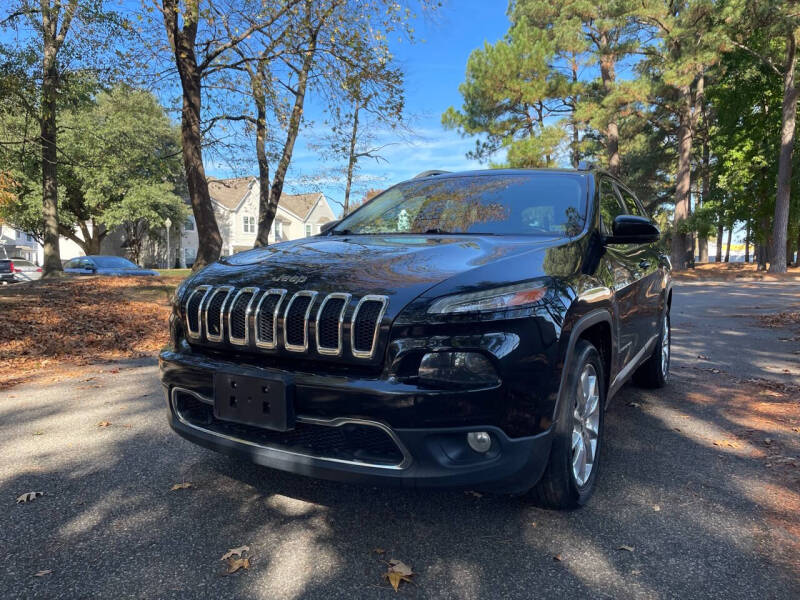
top-left (1, 281), bottom-right (799, 599)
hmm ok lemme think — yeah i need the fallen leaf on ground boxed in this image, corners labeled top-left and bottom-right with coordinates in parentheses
top-left (627, 402), bottom-right (641, 408)
top-left (97, 421), bottom-right (111, 428)
top-left (109, 368), bottom-right (120, 374)
top-left (373, 548), bottom-right (385, 555)
top-left (33, 431), bottom-right (43, 436)
top-left (465, 490), bottom-right (483, 498)
top-left (221, 546), bottom-right (249, 561)
top-left (617, 545), bottom-right (635, 552)
top-left (531, 522), bottom-right (537, 527)
top-left (384, 559), bottom-right (414, 591)
top-left (553, 554), bottom-right (564, 562)
top-left (16, 491), bottom-right (44, 504)
top-left (653, 505), bottom-right (661, 512)
top-left (170, 482), bottom-right (192, 491)
top-left (225, 557), bottom-right (250, 575)
top-left (34, 570), bottom-right (52, 577)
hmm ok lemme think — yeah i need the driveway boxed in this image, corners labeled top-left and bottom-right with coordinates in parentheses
top-left (1, 281), bottom-right (799, 599)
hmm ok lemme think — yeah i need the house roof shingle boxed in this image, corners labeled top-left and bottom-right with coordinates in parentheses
top-left (207, 177), bottom-right (322, 220)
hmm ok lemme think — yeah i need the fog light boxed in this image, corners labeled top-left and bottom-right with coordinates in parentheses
top-left (467, 431), bottom-right (492, 453)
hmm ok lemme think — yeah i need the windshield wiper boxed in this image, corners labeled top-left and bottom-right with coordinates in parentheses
top-left (330, 228), bottom-right (353, 235)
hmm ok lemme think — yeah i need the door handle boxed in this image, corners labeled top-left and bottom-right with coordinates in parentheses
top-left (639, 260), bottom-right (650, 269)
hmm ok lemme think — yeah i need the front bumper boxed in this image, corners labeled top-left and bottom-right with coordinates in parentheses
top-left (160, 350), bottom-right (553, 493)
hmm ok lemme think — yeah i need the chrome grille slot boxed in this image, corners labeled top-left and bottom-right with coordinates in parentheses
top-left (351, 295), bottom-right (388, 359)
top-left (203, 286), bottom-right (233, 342)
top-left (227, 287), bottom-right (258, 346)
top-left (254, 289), bottom-right (287, 349)
top-left (283, 290), bottom-right (318, 352)
top-left (315, 293), bottom-right (351, 356)
top-left (184, 285), bottom-right (211, 339)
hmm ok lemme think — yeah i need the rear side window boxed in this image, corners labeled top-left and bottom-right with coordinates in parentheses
top-left (616, 185), bottom-right (646, 218)
top-left (598, 179), bottom-right (625, 236)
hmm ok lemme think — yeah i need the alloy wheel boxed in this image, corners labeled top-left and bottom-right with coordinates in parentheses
top-left (572, 364), bottom-right (600, 487)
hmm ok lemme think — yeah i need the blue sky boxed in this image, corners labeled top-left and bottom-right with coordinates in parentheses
top-left (226, 1), bottom-right (513, 213)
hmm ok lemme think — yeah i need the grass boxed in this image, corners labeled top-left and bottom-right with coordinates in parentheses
top-left (156, 268), bottom-right (192, 278)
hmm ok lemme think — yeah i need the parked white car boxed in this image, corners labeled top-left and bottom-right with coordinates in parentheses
top-left (0, 258), bottom-right (42, 283)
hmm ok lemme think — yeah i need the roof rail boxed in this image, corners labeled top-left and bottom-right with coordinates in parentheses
top-left (412, 170), bottom-right (451, 179)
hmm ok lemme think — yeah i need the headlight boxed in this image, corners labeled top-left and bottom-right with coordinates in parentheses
top-left (427, 281), bottom-right (547, 314)
top-left (418, 352), bottom-right (499, 388)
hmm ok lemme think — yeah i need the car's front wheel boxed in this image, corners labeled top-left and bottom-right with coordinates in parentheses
top-left (528, 339), bottom-right (605, 509)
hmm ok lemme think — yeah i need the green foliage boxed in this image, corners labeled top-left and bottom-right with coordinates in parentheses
top-left (0, 85), bottom-right (185, 249)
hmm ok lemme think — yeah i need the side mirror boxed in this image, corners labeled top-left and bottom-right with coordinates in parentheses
top-left (320, 219), bottom-right (341, 234)
top-left (606, 215), bottom-right (660, 244)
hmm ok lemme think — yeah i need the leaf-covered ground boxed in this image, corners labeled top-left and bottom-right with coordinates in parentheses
top-left (0, 276), bottom-right (181, 389)
top-left (673, 262), bottom-right (800, 282)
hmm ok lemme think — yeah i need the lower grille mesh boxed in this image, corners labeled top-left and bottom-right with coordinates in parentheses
top-left (173, 392), bottom-right (404, 466)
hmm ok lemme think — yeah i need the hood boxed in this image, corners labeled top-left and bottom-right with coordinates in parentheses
top-left (188, 234), bottom-right (567, 316)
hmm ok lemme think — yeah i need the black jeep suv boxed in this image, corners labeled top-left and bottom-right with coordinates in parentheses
top-left (159, 168), bottom-right (672, 508)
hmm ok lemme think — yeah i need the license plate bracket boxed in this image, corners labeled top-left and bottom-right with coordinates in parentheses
top-left (213, 372), bottom-right (294, 431)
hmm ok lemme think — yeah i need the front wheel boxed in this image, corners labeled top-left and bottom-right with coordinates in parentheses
top-left (528, 339), bottom-right (605, 509)
top-left (633, 312), bottom-right (670, 388)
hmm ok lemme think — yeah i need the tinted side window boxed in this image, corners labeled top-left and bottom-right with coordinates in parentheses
top-left (598, 179), bottom-right (625, 236)
top-left (616, 185), bottom-right (645, 217)
top-left (64, 259), bottom-right (78, 269)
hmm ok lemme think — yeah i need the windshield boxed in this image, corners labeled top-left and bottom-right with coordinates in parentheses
top-left (334, 172), bottom-right (587, 236)
top-left (92, 256), bottom-right (138, 269)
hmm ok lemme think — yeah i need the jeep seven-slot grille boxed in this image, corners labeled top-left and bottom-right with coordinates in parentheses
top-left (184, 286), bottom-right (387, 359)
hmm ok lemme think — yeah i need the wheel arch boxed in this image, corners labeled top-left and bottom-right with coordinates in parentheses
top-left (553, 309), bottom-right (614, 425)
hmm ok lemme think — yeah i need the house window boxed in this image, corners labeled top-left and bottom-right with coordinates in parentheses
top-left (305, 224), bottom-right (312, 237)
top-left (184, 218), bottom-right (194, 231)
top-left (26, 234), bottom-right (33, 242)
top-left (243, 216), bottom-right (256, 233)
top-left (273, 221), bottom-right (283, 239)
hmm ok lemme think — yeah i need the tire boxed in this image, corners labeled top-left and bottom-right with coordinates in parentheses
top-left (529, 339), bottom-right (605, 509)
top-left (633, 311), bottom-right (670, 389)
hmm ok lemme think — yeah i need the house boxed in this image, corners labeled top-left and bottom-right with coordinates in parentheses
top-left (0, 224), bottom-right (39, 262)
top-left (180, 177), bottom-right (336, 265)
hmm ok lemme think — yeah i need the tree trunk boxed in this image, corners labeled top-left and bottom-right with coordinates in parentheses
top-left (163, 0), bottom-right (222, 271)
top-left (253, 78), bottom-right (272, 247)
top-left (256, 32), bottom-right (318, 245)
top-left (724, 227), bottom-right (732, 262)
top-left (599, 40), bottom-right (619, 176)
top-left (715, 222), bottom-right (723, 262)
top-left (795, 229), bottom-right (800, 266)
top-left (698, 134), bottom-right (710, 262)
top-left (744, 220), bottom-right (750, 263)
top-left (343, 103), bottom-right (361, 215)
top-left (40, 25), bottom-right (62, 277)
top-left (671, 85), bottom-right (693, 270)
top-left (570, 56), bottom-right (580, 168)
top-left (770, 29), bottom-right (799, 273)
